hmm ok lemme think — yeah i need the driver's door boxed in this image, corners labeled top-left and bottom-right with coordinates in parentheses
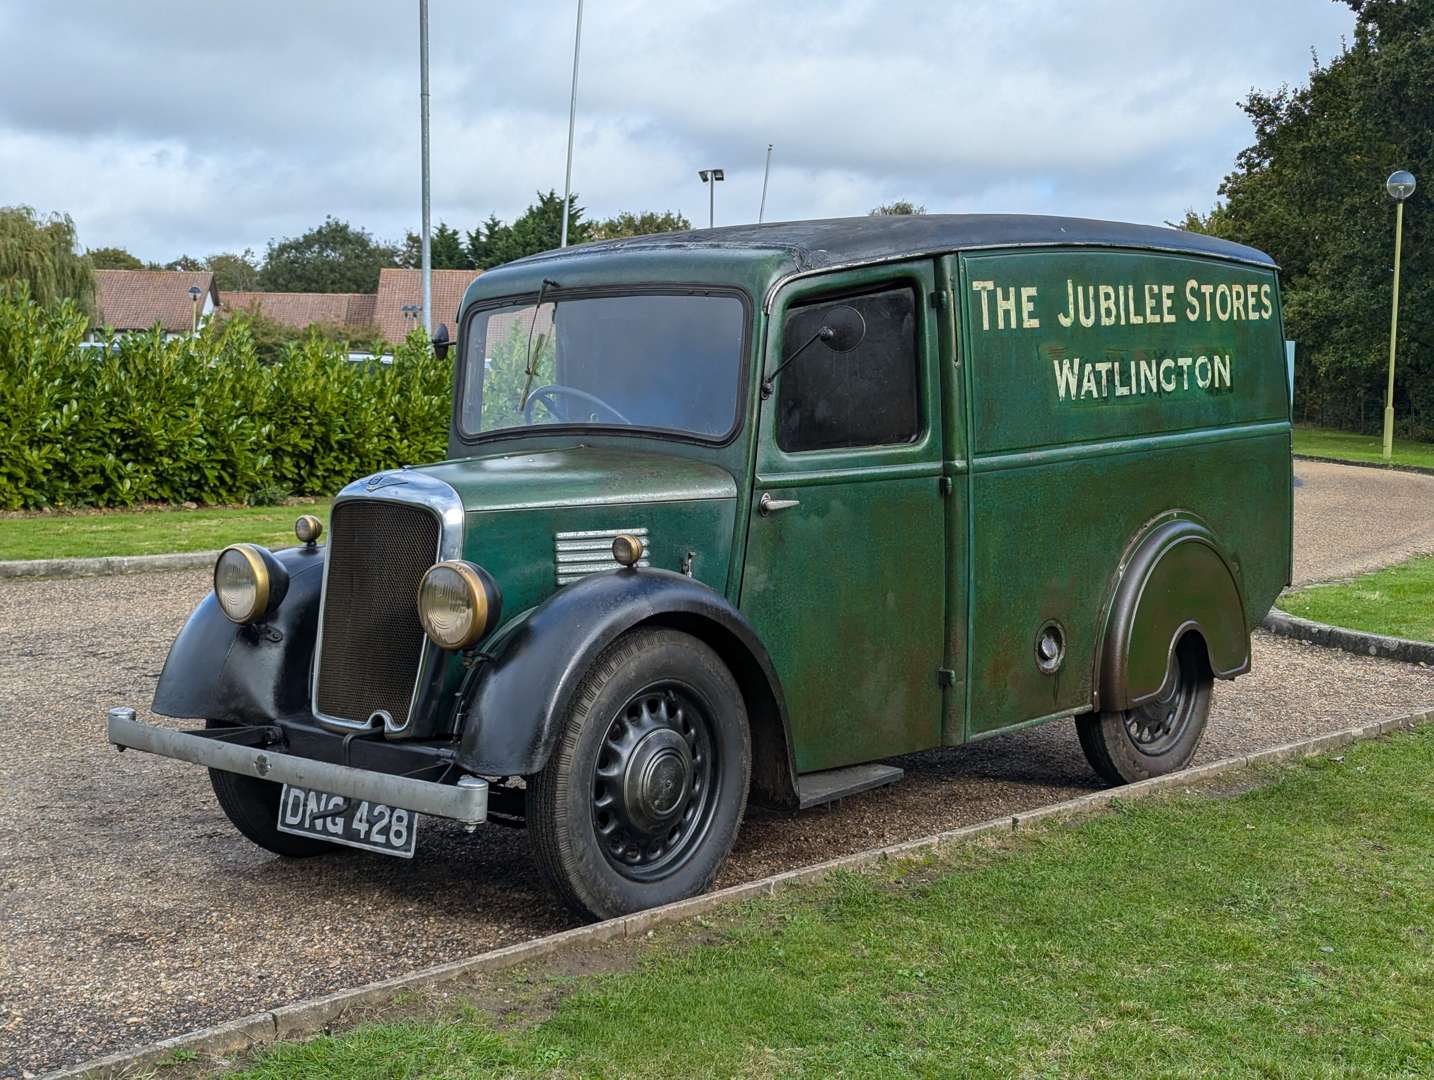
top-left (738, 262), bottom-right (947, 774)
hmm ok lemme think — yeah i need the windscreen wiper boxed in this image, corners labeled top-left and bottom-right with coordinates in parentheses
top-left (519, 278), bottom-right (560, 411)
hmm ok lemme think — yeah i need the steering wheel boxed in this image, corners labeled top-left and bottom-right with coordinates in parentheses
top-left (523, 384), bottom-right (634, 426)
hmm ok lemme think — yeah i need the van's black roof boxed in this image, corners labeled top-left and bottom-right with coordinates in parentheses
top-left (513, 213), bottom-right (1276, 272)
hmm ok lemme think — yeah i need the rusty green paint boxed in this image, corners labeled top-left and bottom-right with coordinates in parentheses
top-left (418, 226), bottom-right (1291, 776)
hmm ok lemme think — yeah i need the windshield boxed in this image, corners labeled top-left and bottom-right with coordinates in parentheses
top-left (461, 291), bottom-right (746, 440)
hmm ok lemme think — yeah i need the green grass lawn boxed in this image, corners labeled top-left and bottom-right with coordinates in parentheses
top-left (1280, 553), bottom-right (1434, 642)
top-left (1294, 424), bottom-right (1434, 470)
top-left (229, 728), bottom-right (1434, 1079)
top-left (0, 501), bottom-right (330, 561)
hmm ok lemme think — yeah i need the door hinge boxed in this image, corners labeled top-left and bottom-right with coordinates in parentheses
top-left (930, 289), bottom-right (946, 309)
top-left (936, 668), bottom-right (956, 688)
top-left (938, 476), bottom-right (954, 496)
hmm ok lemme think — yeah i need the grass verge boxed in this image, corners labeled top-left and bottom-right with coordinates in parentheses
top-left (1294, 424), bottom-right (1434, 471)
top-left (0, 501), bottom-right (330, 561)
top-left (228, 728), bottom-right (1434, 1079)
top-left (1280, 553), bottom-right (1434, 642)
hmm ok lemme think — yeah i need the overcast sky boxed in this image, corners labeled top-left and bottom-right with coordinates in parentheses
top-left (0, 0), bottom-right (1354, 263)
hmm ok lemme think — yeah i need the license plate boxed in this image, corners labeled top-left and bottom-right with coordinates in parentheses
top-left (276, 785), bottom-right (418, 858)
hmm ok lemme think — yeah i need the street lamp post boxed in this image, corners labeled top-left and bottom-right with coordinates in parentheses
top-left (418, 0), bottom-right (432, 337)
top-left (1383, 169), bottom-right (1417, 461)
top-left (188, 285), bottom-right (202, 336)
top-left (697, 168), bottom-right (725, 228)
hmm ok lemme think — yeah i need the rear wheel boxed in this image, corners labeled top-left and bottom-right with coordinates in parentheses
top-left (1078, 635), bottom-right (1212, 785)
top-left (527, 628), bottom-right (750, 920)
top-left (206, 720), bottom-right (340, 857)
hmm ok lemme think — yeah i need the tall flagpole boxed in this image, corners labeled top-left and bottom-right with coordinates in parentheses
top-left (560, 0), bottom-right (584, 247)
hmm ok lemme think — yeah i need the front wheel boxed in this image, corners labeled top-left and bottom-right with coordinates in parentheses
top-left (1077, 635), bottom-right (1213, 785)
top-left (527, 628), bottom-right (751, 920)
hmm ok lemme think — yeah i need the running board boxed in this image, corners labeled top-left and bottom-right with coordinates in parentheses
top-left (796, 763), bottom-right (904, 810)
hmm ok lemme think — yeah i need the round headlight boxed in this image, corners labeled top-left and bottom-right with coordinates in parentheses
top-left (294, 514), bottom-right (323, 544)
top-left (214, 544), bottom-right (271, 624)
top-left (416, 560), bottom-right (502, 651)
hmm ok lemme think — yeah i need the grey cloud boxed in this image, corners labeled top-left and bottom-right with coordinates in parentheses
top-left (0, 0), bottom-right (1353, 261)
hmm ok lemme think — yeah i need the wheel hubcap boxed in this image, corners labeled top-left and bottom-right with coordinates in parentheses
top-left (592, 684), bottom-right (717, 880)
top-left (1124, 651), bottom-right (1195, 754)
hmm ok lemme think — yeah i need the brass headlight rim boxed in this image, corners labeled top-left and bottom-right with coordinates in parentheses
top-left (215, 543), bottom-right (271, 625)
top-left (417, 559), bottom-right (490, 651)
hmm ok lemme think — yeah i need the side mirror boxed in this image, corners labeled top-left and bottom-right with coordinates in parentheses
top-left (431, 323), bottom-right (451, 360)
top-left (818, 305), bottom-right (866, 353)
top-left (761, 304), bottom-right (868, 398)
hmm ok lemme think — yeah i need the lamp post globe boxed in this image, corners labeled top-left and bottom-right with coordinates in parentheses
top-left (1387, 170), bottom-right (1416, 201)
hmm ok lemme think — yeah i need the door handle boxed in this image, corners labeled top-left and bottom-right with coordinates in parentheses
top-left (759, 492), bottom-right (800, 516)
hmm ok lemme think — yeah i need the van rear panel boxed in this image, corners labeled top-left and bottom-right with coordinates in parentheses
top-left (956, 248), bottom-right (1291, 738)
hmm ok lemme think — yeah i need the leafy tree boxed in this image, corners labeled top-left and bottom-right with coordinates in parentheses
top-left (399, 222), bottom-right (471, 270)
top-left (259, 217), bottom-right (397, 293)
top-left (1189, 0), bottom-right (1432, 435)
top-left (0, 206), bottom-right (94, 314)
top-left (465, 214), bottom-right (508, 269)
top-left (164, 254), bottom-right (205, 272)
top-left (87, 246), bottom-right (143, 270)
top-left (591, 210), bottom-right (691, 240)
top-left (466, 191), bottom-right (590, 270)
top-left (870, 200), bottom-right (926, 216)
top-left (205, 249), bottom-right (262, 291)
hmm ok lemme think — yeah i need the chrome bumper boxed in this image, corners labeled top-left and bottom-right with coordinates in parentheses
top-left (106, 708), bottom-right (488, 825)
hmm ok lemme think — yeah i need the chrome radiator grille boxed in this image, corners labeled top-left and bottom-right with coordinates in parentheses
top-left (554, 527), bottom-right (650, 585)
top-left (314, 500), bottom-right (440, 730)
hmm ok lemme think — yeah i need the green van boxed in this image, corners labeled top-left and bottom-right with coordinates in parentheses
top-left (109, 215), bottom-right (1293, 920)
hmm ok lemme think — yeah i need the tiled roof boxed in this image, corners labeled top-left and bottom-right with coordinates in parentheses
top-left (373, 267), bottom-right (481, 344)
top-left (93, 270), bottom-right (219, 333)
top-left (222, 291), bottom-right (377, 331)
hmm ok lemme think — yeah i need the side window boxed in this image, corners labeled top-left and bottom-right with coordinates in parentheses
top-left (776, 286), bottom-right (921, 453)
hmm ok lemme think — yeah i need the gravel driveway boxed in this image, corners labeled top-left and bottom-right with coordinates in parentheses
top-left (3, 458), bottom-right (1432, 1077)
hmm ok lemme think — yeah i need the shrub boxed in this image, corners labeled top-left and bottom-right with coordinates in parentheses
top-left (0, 287), bottom-right (449, 510)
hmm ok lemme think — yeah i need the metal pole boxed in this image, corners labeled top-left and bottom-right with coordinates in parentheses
top-left (708, 174), bottom-right (715, 228)
top-left (559, 0), bottom-right (583, 248)
top-left (1383, 198), bottom-right (1406, 460)
top-left (419, 0), bottom-right (432, 337)
top-left (758, 144), bottom-right (772, 223)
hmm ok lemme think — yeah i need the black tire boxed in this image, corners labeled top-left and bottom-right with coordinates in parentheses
top-left (1077, 635), bottom-right (1213, 785)
top-left (206, 721), bottom-right (341, 858)
top-left (527, 627), bottom-right (751, 921)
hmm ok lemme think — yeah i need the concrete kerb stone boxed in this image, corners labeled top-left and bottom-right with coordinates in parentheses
top-left (43, 1012), bottom-right (277, 1079)
top-left (0, 550), bottom-right (218, 580)
top-left (1293, 452), bottom-right (1434, 478)
top-left (44, 707), bottom-right (1434, 1080)
top-left (1263, 608), bottom-right (1434, 666)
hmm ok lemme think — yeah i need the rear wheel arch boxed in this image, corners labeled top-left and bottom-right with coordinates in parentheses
top-left (1096, 514), bottom-right (1249, 714)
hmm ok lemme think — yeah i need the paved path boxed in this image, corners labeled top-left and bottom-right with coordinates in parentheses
top-left (4, 460), bottom-right (1434, 1076)
top-left (1293, 458), bottom-right (1434, 586)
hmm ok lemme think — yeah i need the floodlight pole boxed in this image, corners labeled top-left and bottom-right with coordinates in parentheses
top-left (758, 144), bottom-right (773, 223)
top-left (560, 0), bottom-right (584, 248)
top-left (419, 0), bottom-right (432, 336)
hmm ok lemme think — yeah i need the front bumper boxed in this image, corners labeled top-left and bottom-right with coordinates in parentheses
top-left (106, 708), bottom-right (488, 825)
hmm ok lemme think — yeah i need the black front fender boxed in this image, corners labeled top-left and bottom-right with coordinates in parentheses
top-left (459, 569), bottom-right (798, 808)
top-left (152, 545), bottom-right (326, 724)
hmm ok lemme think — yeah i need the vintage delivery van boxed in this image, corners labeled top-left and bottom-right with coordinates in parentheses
top-left (108, 215), bottom-right (1293, 919)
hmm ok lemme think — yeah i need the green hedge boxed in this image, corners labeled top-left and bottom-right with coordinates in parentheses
top-left (0, 289), bottom-right (450, 509)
